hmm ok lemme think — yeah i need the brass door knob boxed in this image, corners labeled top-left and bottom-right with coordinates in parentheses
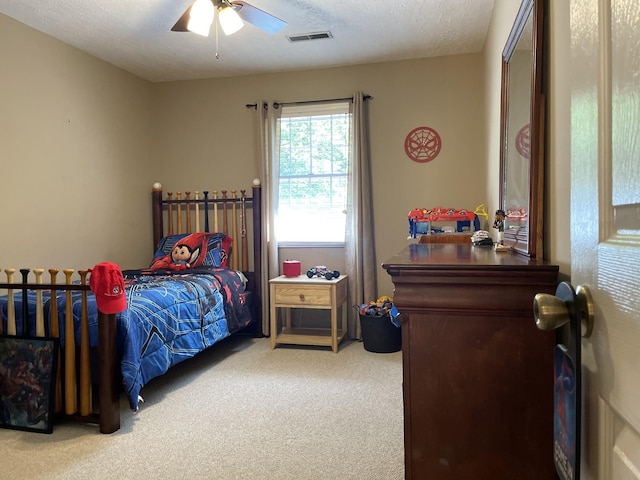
top-left (533, 282), bottom-right (594, 338)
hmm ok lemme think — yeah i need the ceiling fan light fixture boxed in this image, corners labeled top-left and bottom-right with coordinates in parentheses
top-left (218, 5), bottom-right (244, 35)
top-left (187, 0), bottom-right (214, 37)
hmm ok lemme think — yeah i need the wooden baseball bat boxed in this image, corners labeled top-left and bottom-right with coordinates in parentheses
top-left (79, 269), bottom-right (92, 416)
top-left (167, 192), bottom-right (174, 235)
top-left (222, 190), bottom-right (228, 233)
top-left (185, 192), bottom-right (191, 233)
top-left (64, 268), bottom-right (77, 415)
top-left (34, 269), bottom-right (45, 337)
top-left (231, 190), bottom-right (238, 270)
top-left (213, 190), bottom-right (218, 232)
top-left (49, 268), bottom-right (62, 413)
top-left (20, 268), bottom-right (30, 336)
top-left (194, 191), bottom-right (200, 232)
top-left (176, 192), bottom-right (183, 234)
top-left (5, 269), bottom-right (16, 336)
top-left (241, 190), bottom-right (248, 271)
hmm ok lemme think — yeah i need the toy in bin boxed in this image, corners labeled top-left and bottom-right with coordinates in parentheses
top-left (358, 296), bottom-right (401, 326)
top-left (306, 265), bottom-right (340, 280)
top-left (358, 296), bottom-right (401, 353)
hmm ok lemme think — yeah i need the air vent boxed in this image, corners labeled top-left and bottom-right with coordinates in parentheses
top-left (287, 31), bottom-right (333, 43)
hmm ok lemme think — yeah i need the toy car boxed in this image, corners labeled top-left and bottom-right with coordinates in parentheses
top-left (306, 265), bottom-right (340, 280)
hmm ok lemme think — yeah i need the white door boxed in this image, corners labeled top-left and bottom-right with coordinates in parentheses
top-left (570, 0), bottom-right (640, 478)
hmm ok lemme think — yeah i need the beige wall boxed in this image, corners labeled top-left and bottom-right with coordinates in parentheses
top-left (1, 1), bottom-right (572, 291)
top-left (547, 0), bottom-right (571, 277)
top-left (151, 55), bottom-right (486, 296)
top-left (0, 14), bottom-right (154, 270)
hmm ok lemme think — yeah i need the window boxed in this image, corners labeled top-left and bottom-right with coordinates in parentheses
top-left (276, 102), bottom-right (351, 244)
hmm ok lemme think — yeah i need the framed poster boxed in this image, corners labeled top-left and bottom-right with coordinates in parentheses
top-left (0, 336), bottom-right (59, 434)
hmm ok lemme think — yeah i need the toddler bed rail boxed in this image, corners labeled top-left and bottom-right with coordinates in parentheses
top-left (0, 268), bottom-right (120, 433)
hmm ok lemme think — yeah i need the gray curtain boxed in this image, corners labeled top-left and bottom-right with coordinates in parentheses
top-left (256, 101), bottom-right (282, 335)
top-left (257, 94), bottom-right (373, 339)
top-left (345, 91), bottom-right (376, 339)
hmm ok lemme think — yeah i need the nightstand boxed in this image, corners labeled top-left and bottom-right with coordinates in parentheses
top-left (269, 274), bottom-right (348, 353)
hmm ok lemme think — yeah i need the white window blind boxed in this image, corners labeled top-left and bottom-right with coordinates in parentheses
top-left (276, 102), bottom-right (351, 243)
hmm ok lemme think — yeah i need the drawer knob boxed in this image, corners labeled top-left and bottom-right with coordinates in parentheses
top-left (299, 294), bottom-right (305, 301)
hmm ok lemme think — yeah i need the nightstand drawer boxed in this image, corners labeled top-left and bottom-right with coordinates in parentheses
top-left (274, 285), bottom-right (331, 306)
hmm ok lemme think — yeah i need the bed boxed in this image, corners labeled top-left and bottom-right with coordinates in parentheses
top-left (0, 182), bottom-right (263, 433)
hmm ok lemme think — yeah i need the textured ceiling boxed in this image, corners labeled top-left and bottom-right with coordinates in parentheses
top-left (0, 0), bottom-right (496, 83)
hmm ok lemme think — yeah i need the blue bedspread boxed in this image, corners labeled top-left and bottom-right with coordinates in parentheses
top-left (1, 267), bottom-right (252, 411)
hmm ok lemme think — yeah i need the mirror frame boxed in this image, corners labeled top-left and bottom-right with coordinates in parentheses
top-left (499, 0), bottom-right (545, 258)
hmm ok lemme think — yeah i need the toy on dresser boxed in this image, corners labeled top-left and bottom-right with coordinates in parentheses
top-left (407, 206), bottom-right (482, 239)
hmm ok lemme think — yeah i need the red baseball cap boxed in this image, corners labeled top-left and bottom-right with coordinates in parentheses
top-left (89, 262), bottom-right (127, 314)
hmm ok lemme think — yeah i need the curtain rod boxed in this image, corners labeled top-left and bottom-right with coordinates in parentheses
top-left (245, 94), bottom-right (371, 110)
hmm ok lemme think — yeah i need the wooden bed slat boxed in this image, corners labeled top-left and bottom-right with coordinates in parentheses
top-left (20, 269), bottom-right (30, 335)
top-left (222, 190), bottom-right (228, 234)
top-left (241, 190), bottom-right (248, 272)
top-left (167, 192), bottom-right (174, 234)
top-left (34, 268), bottom-right (45, 336)
top-left (213, 191), bottom-right (218, 231)
top-left (49, 268), bottom-right (62, 414)
top-left (203, 191), bottom-right (209, 232)
top-left (194, 191), bottom-right (200, 232)
top-left (176, 192), bottom-right (183, 234)
top-left (5, 269), bottom-right (16, 335)
top-left (185, 192), bottom-right (192, 233)
top-left (231, 190), bottom-right (238, 270)
top-left (79, 270), bottom-right (92, 417)
top-left (64, 269), bottom-right (77, 415)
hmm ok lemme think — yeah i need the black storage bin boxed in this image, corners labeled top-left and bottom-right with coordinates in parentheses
top-left (360, 314), bottom-right (401, 353)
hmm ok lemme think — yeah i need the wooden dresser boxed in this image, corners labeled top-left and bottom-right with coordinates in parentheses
top-left (382, 243), bottom-right (559, 480)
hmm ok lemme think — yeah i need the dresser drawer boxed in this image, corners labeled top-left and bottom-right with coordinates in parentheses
top-left (274, 285), bottom-right (331, 306)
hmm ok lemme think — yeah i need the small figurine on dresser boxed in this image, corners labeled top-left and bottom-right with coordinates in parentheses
top-left (493, 209), bottom-right (506, 244)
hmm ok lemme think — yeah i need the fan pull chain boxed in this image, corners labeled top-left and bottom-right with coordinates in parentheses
top-left (215, 17), bottom-right (220, 59)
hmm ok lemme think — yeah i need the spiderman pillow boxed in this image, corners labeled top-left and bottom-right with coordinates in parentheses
top-left (149, 232), bottom-right (232, 271)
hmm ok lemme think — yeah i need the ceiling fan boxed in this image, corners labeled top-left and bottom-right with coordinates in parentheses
top-left (171, 0), bottom-right (287, 37)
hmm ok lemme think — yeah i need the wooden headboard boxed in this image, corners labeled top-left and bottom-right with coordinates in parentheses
top-left (151, 181), bottom-right (263, 332)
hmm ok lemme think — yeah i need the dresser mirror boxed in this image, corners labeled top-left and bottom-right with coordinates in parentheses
top-left (499, 0), bottom-right (545, 257)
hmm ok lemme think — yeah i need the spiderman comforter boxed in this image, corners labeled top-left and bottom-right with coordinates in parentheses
top-left (1, 267), bottom-right (252, 412)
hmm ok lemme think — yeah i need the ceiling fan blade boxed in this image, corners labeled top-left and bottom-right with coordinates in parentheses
top-left (233, 1), bottom-right (287, 34)
top-left (171, 6), bottom-right (192, 32)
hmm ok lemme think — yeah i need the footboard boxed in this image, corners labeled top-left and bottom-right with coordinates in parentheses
top-left (0, 269), bottom-right (120, 434)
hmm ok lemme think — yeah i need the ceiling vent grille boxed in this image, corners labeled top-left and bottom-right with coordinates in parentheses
top-left (287, 31), bottom-right (333, 43)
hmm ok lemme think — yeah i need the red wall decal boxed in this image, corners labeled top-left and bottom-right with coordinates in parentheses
top-left (404, 126), bottom-right (441, 163)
